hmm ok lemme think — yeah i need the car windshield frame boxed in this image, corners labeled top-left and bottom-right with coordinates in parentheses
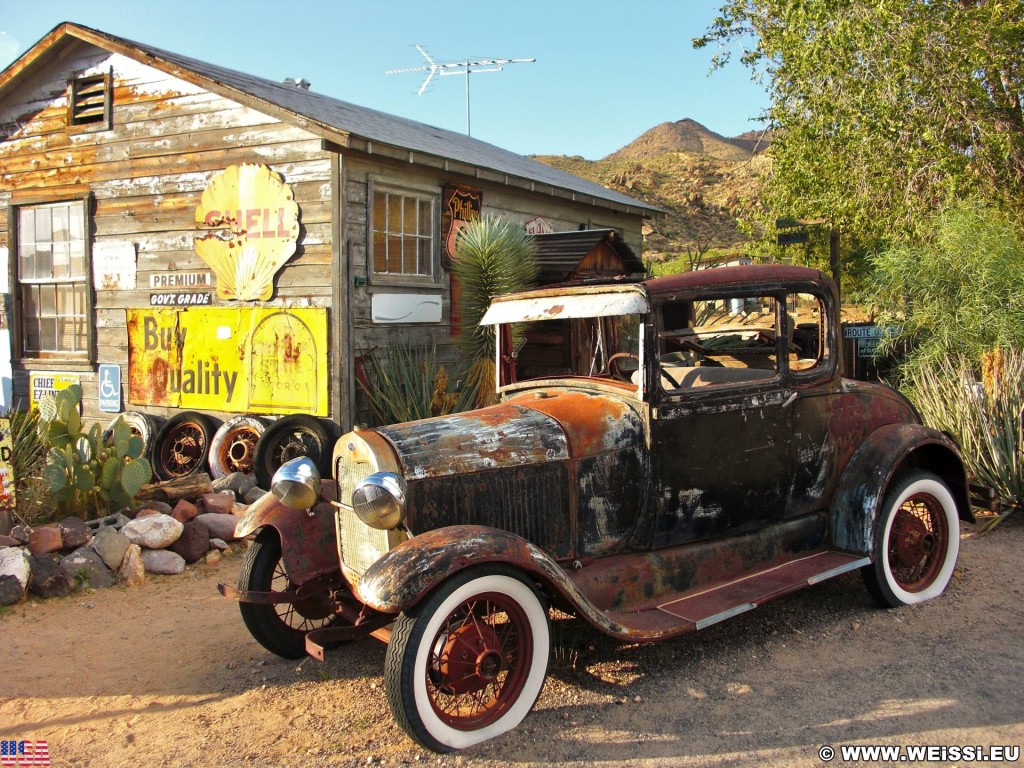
top-left (481, 286), bottom-right (650, 398)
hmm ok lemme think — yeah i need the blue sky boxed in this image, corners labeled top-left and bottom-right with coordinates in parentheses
top-left (0, 0), bottom-right (768, 160)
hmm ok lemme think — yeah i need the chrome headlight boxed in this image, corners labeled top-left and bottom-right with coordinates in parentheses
top-left (271, 457), bottom-right (322, 509)
top-left (351, 471), bottom-right (407, 530)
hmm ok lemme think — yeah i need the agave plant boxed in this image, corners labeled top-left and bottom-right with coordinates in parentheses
top-left (905, 348), bottom-right (1024, 528)
top-left (451, 216), bottom-right (538, 406)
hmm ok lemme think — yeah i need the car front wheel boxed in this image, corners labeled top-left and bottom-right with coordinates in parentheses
top-left (384, 566), bottom-right (551, 752)
top-left (863, 470), bottom-right (960, 607)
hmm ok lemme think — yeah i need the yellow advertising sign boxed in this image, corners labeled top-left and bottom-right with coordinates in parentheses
top-left (29, 373), bottom-right (81, 410)
top-left (127, 307), bottom-right (328, 416)
top-left (194, 164), bottom-right (300, 302)
top-left (0, 417), bottom-right (15, 512)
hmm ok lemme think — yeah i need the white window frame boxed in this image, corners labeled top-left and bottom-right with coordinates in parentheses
top-left (11, 196), bottom-right (95, 362)
top-left (367, 178), bottom-right (440, 287)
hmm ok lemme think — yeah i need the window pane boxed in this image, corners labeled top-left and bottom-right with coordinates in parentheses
top-left (373, 233), bottom-right (388, 273)
top-left (418, 200), bottom-right (432, 236)
top-left (39, 284), bottom-right (56, 316)
top-left (387, 235), bottom-right (402, 272)
top-left (69, 242), bottom-right (87, 279)
top-left (18, 209), bottom-right (35, 245)
top-left (373, 192), bottom-right (387, 235)
top-left (418, 238), bottom-right (431, 276)
top-left (69, 204), bottom-right (85, 242)
top-left (34, 210), bottom-right (52, 244)
top-left (403, 196), bottom-right (417, 234)
top-left (52, 205), bottom-right (69, 241)
top-left (387, 195), bottom-right (402, 234)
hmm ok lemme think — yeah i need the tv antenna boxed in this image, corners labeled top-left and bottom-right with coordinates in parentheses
top-left (387, 45), bottom-right (535, 136)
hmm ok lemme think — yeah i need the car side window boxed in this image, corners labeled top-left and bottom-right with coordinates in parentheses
top-left (788, 292), bottom-right (831, 375)
top-left (657, 294), bottom-right (781, 391)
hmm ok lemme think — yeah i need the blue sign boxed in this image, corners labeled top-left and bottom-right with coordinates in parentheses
top-left (98, 364), bottom-right (122, 413)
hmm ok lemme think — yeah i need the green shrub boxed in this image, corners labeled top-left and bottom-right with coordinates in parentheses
top-left (2, 407), bottom-right (50, 528)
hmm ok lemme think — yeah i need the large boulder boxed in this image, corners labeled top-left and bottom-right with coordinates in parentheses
top-left (28, 554), bottom-right (73, 599)
top-left (121, 514), bottom-right (184, 549)
top-left (141, 549), bottom-right (186, 575)
top-left (0, 546), bottom-right (31, 591)
top-left (28, 526), bottom-right (63, 555)
top-left (58, 517), bottom-right (91, 550)
top-left (59, 547), bottom-right (116, 590)
top-left (194, 513), bottom-right (241, 541)
top-left (92, 528), bottom-right (131, 571)
top-left (119, 544), bottom-right (145, 587)
top-left (170, 519), bottom-right (210, 564)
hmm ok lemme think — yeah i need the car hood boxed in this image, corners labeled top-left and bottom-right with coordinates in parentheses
top-left (375, 387), bottom-right (646, 481)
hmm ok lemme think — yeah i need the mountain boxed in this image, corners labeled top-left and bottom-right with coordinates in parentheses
top-left (605, 118), bottom-right (765, 163)
top-left (531, 118), bottom-right (770, 268)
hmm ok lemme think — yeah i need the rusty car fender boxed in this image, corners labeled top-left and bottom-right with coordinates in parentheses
top-left (234, 481), bottom-right (339, 584)
top-left (355, 524), bottom-right (636, 638)
top-left (831, 422), bottom-right (972, 555)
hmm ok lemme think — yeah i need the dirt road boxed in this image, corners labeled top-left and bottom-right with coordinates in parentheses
top-left (1, 518), bottom-right (1022, 768)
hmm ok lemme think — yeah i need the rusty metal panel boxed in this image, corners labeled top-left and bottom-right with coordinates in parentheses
top-left (126, 306), bottom-right (328, 415)
top-left (376, 404), bottom-right (569, 481)
top-left (481, 285), bottom-right (648, 325)
top-left (408, 463), bottom-right (573, 559)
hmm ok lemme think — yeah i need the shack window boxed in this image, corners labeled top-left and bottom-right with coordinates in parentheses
top-left (370, 186), bottom-right (436, 283)
top-left (68, 71), bottom-right (112, 131)
top-left (15, 200), bottom-right (92, 359)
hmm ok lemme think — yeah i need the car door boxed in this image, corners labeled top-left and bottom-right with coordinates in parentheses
top-left (649, 291), bottom-right (795, 549)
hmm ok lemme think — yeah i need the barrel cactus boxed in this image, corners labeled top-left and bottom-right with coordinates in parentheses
top-left (38, 385), bottom-right (152, 519)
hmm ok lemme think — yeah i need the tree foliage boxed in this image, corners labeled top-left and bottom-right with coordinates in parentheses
top-left (867, 200), bottom-right (1024, 373)
top-left (695, 1), bottom-right (1024, 263)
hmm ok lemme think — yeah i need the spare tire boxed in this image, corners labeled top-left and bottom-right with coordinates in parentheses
top-left (253, 415), bottom-right (334, 490)
top-left (103, 411), bottom-right (163, 459)
top-left (153, 411), bottom-right (219, 481)
top-left (209, 415), bottom-right (269, 479)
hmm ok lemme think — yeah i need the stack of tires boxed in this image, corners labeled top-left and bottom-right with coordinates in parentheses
top-left (107, 411), bottom-right (337, 490)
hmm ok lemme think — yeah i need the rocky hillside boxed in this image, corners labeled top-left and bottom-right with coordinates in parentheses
top-left (533, 118), bottom-right (770, 267)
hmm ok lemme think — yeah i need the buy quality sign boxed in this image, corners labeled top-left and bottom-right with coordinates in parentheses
top-left (126, 307), bottom-right (328, 416)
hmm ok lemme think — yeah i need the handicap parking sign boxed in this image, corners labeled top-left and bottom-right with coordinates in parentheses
top-left (98, 364), bottom-right (122, 413)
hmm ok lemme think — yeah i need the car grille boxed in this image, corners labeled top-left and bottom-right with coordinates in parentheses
top-left (335, 453), bottom-right (390, 578)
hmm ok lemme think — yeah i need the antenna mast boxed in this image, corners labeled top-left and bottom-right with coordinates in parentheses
top-left (387, 45), bottom-right (535, 136)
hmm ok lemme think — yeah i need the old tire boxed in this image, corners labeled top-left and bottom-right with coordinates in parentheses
top-left (153, 411), bottom-right (218, 481)
top-left (238, 529), bottom-right (337, 659)
top-left (209, 415), bottom-right (269, 478)
top-left (103, 411), bottom-right (162, 459)
top-left (384, 566), bottom-right (550, 752)
top-left (253, 415), bottom-right (333, 490)
top-left (862, 471), bottom-right (960, 608)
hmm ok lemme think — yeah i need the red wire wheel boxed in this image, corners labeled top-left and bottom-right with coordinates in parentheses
top-left (152, 411), bottom-right (219, 481)
top-left (863, 471), bottom-right (961, 607)
top-left (385, 567), bottom-right (550, 752)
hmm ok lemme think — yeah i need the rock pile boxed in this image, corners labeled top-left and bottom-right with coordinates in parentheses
top-left (0, 472), bottom-right (260, 606)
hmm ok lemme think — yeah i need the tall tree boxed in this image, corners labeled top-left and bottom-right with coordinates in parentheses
top-left (695, 1), bottom-right (1024, 266)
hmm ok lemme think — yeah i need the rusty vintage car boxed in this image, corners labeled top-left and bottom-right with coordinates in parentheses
top-left (220, 264), bottom-right (971, 752)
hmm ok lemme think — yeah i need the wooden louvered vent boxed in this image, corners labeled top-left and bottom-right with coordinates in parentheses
top-left (68, 72), bottom-right (111, 130)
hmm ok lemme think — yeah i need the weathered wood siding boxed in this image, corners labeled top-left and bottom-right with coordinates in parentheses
top-left (0, 42), bottom-right (336, 422)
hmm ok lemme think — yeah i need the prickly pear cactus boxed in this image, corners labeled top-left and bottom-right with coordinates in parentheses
top-left (37, 385), bottom-right (153, 519)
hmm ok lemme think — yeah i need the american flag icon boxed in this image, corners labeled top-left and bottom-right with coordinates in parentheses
top-left (0, 741), bottom-right (50, 767)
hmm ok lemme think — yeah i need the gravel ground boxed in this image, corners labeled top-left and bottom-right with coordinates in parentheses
top-left (1, 515), bottom-right (1021, 767)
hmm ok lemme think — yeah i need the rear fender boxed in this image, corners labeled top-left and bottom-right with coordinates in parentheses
top-left (355, 524), bottom-right (630, 637)
top-left (234, 481), bottom-right (339, 584)
top-left (831, 423), bottom-right (972, 555)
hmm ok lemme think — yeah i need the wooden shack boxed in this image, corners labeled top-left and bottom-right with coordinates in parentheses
top-left (0, 22), bottom-right (658, 442)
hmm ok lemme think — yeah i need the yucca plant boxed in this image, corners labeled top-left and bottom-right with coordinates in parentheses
top-left (358, 336), bottom-right (474, 426)
top-left (905, 348), bottom-right (1024, 528)
top-left (1, 406), bottom-right (50, 530)
top-left (452, 216), bottom-right (538, 407)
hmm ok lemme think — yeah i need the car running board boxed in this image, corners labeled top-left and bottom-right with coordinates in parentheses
top-left (606, 551), bottom-right (870, 638)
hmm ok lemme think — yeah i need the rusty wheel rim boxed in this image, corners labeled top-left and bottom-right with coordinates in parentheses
top-left (217, 426), bottom-right (261, 475)
top-left (269, 558), bottom-right (334, 630)
top-left (425, 592), bottom-right (533, 731)
top-left (157, 422), bottom-right (207, 478)
top-left (887, 491), bottom-right (949, 593)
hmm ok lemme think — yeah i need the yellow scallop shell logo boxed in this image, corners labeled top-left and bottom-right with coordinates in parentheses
top-left (194, 164), bottom-right (300, 301)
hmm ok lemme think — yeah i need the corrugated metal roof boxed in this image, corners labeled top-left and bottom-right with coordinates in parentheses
top-left (4, 22), bottom-right (661, 216)
top-left (533, 229), bottom-right (646, 283)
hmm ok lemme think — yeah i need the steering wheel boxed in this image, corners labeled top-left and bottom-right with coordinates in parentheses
top-left (605, 352), bottom-right (640, 381)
